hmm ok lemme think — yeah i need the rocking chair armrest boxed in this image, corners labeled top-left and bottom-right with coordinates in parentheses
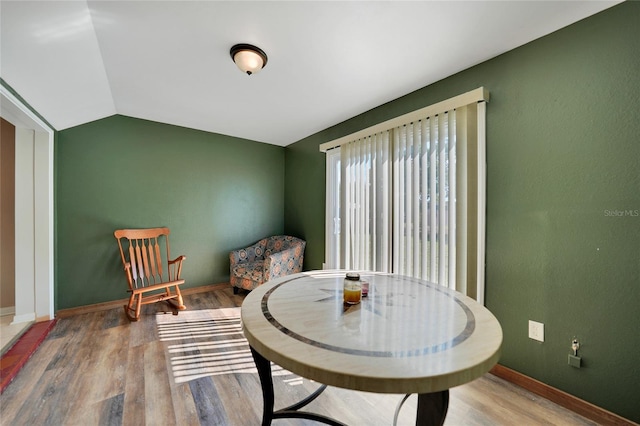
top-left (168, 255), bottom-right (186, 280)
top-left (168, 255), bottom-right (186, 265)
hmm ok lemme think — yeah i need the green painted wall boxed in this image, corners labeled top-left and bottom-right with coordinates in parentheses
top-left (284, 2), bottom-right (640, 422)
top-left (56, 115), bottom-right (284, 310)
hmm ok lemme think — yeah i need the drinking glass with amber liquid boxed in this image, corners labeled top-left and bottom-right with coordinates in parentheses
top-left (343, 272), bottom-right (362, 304)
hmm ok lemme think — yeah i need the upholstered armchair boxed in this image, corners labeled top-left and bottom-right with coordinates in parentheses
top-left (229, 235), bottom-right (306, 293)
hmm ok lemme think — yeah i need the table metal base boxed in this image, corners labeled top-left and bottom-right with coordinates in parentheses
top-left (251, 346), bottom-right (450, 425)
top-left (394, 391), bottom-right (450, 426)
top-left (251, 346), bottom-right (345, 426)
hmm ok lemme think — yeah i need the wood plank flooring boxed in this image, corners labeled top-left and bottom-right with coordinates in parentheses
top-left (0, 287), bottom-right (598, 425)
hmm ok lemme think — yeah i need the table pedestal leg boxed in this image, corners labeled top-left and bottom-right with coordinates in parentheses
top-left (250, 346), bottom-right (344, 426)
top-left (416, 390), bottom-right (449, 426)
top-left (250, 346), bottom-right (276, 426)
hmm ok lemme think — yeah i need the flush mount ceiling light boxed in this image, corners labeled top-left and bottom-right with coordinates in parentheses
top-left (230, 43), bottom-right (268, 75)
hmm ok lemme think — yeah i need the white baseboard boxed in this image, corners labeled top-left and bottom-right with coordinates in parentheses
top-left (11, 312), bottom-right (36, 324)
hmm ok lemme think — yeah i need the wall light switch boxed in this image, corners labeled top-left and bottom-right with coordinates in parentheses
top-left (528, 320), bottom-right (544, 342)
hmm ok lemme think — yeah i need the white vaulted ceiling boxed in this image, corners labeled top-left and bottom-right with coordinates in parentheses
top-left (1, 1), bottom-right (621, 146)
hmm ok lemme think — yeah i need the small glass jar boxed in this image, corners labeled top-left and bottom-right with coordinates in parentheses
top-left (361, 280), bottom-right (369, 297)
top-left (343, 272), bottom-right (362, 304)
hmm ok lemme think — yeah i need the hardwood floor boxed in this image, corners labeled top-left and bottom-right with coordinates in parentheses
top-left (0, 287), bottom-right (598, 426)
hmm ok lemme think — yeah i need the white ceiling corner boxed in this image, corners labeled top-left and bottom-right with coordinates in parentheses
top-left (0, 1), bottom-right (622, 146)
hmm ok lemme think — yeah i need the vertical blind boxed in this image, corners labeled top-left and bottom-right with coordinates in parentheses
top-left (323, 88), bottom-right (487, 302)
top-left (391, 112), bottom-right (456, 287)
top-left (341, 131), bottom-right (391, 272)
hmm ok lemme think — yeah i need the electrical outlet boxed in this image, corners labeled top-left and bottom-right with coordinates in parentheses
top-left (568, 354), bottom-right (582, 368)
top-left (528, 320), bottom-right (544, 342)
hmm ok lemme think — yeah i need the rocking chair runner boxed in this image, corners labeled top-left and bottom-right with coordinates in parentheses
top-left (114, 227), bottom-right (186, 321)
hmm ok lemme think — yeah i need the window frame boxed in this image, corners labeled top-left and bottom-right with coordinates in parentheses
top-left (321, 88), bottom-right (488, 303)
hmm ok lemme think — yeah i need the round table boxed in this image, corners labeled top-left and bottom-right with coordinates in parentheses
top-left (241, 270), bottom-right (502, 425)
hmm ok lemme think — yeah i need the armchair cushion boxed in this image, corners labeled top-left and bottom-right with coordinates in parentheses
top-left (230, 239), bottom-right (267, 264)
top-left (230, 235), bottom-right (305, 293)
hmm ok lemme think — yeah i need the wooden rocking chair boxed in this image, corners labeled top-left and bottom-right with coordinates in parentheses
top-left (114, 227), bottom-right (186, 321)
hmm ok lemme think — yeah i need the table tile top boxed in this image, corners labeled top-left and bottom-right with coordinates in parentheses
top-left (241, 270), bottom-right (502, 394)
